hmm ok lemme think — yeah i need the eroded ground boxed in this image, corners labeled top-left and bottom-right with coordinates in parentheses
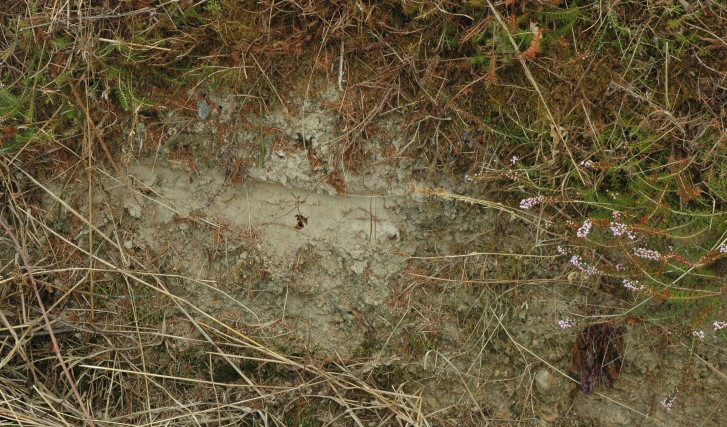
top-left (40, 89), bottom-right (726, 426)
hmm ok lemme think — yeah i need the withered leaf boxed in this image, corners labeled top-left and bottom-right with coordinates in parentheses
top-left (294, 214), bottom-right (308, 230)
top-left (570, 322), bottom-right (624, 395)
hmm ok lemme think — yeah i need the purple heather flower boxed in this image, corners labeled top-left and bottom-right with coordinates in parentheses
top-left (610, 221), bottom-right (636, 240)
top-left (661, 395), bottom-right (677, 409)
top-left (633, 247), bottom-right (662, 261)
top-left (610, 211), bottom-right (636, 240)
top-left (558, 319), bottom-right (575, 329)
top-left (622, 279), bottom-right (644, 291)
top-left (520, 196), bottom-right (545, 210)
top-left (570, 255), bottom-right (600, 276)
top-left (577, 219), bottom-right (592, 238)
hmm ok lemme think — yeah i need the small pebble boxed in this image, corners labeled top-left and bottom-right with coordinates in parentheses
top-left (197, 99), bottom-right (211, 120)
top-left (535, 369), bottom-right (556, 394)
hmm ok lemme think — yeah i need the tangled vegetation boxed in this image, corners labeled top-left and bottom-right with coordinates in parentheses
top-left (1, 0), bottom-right (725, 425)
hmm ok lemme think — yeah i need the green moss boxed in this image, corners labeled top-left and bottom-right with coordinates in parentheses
top-left (538, 5), bottom-right (580, 38)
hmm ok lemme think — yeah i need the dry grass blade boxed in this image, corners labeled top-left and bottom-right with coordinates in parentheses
top-left (0, 218), bottom-right (96, 427)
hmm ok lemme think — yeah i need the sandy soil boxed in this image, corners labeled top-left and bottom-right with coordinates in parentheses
top-left (43, 86), bottom-right (726, 425)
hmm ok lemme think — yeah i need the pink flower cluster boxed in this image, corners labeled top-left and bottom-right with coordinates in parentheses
top-left (719, 241), bottom-right (727, 253)
top-left (570, 255), bottom-right (600, 276)
top-left (577, 219), bottom-right (592, 238)
top-left (610, 221), bottom-right (636, 239)
top-left (558, 319), bottom-right (576, 329)
top-left (692, 330), bottom-right (705, 339)
top-left (633, 247), bottom-right (662, 261)
top-left (714, 321), bottom-right (727, 331)
top-left (622, 279), bottom-right (644, 291)
top-left (580, 159), bottom-right (594, 168)
top-left (520, 196), bottom-right (546, 210)
top-left (504, 169), bottom-right (521, 180)
top-left (661, 394), bottom-right (677, 409)
top-left (610, 211), bottom-right (636, 240)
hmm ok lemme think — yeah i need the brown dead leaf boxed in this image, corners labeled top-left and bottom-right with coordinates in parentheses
top-left (570, 322), bottom-right (624, 395)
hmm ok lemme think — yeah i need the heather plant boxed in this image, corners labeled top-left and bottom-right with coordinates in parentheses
top-left (517, 153), bottom-right (727, 400)
top-left (422, 151), bottom-right (726, 403)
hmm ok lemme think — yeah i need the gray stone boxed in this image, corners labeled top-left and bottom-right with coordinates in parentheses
top-left (197, 99), bottom-right (211, 120)
top-left (535, 369), bottom-right (557, 394)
